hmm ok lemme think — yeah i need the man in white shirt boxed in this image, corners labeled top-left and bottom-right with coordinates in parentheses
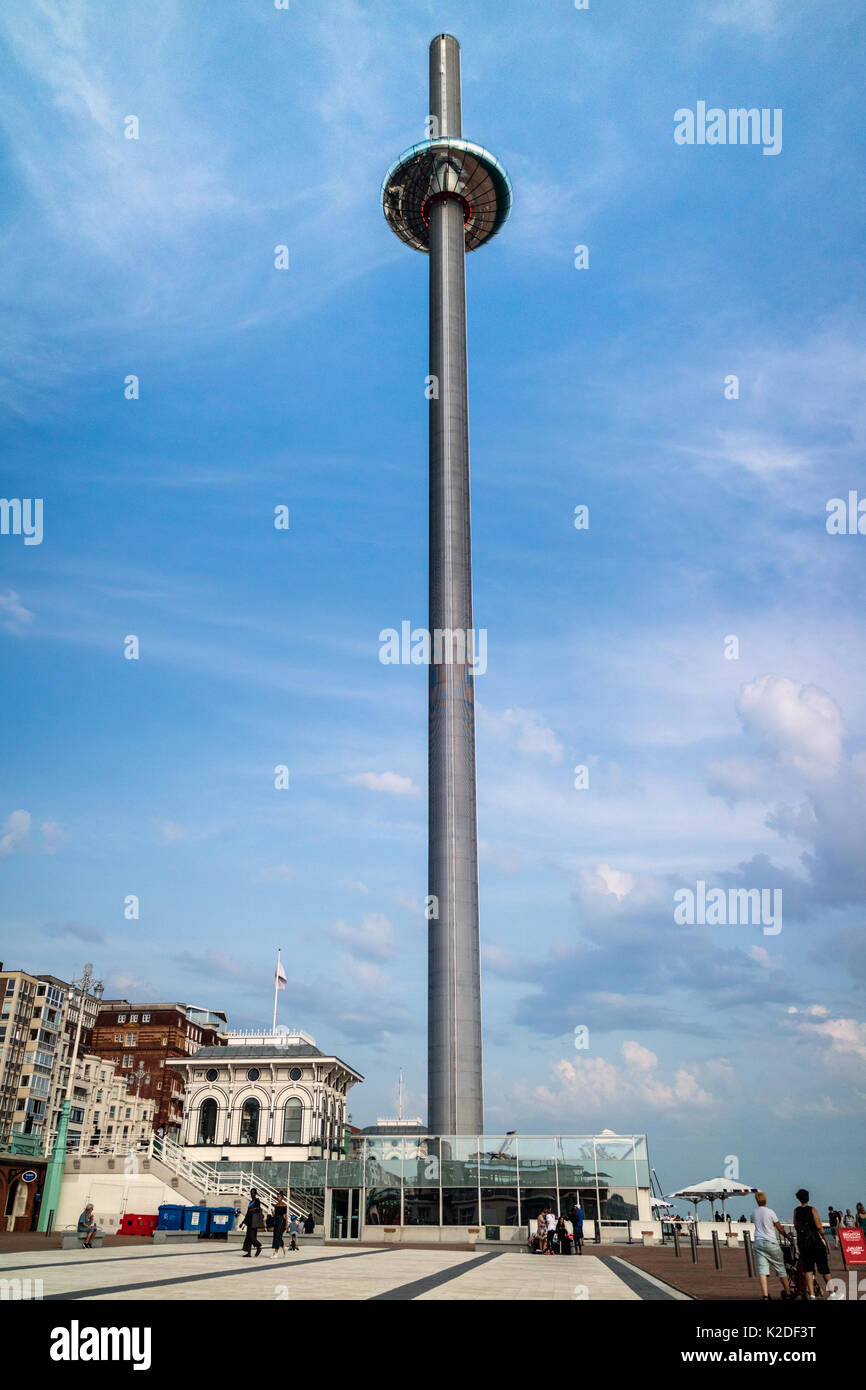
top-left (545, 1209), bottom-right (557, 1254)
top-left (750, 1191), bottom-right (792, 1300)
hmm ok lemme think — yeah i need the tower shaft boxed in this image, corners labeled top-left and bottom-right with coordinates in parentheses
top-left (427, 34), bottom-right (483, 1136)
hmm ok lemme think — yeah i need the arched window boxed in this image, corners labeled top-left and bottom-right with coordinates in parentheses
top-left (198, 1098), bottom-right (218, 1145)
top-left (240, 1098), bottom-right (260, 1146)
top-left (282, 1097), bottom-right (303, 1145)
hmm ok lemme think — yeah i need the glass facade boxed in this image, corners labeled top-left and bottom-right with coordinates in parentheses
top-left (223, 1134), bottom-right (649, 1230)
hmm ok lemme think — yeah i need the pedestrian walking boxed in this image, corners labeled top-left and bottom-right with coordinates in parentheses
top-left (288, 1213), bottom-right (301, 1251)
top-left (270, 1190), bottom-right (287, 1257)
top-left (77, 1204), bottom-right (98, 1249)
top-left (749, 1192), bottom-right (792, 1301)
top-left (828, 1206), bottom-right (839, 1247)
top-left (240, 1188), bottom-right (264, 1257)
top-left (304, 1211), bottom-right (315, 1235)
top-left (535, 1211), bottom-right (547, 1253)
top-left (856, 1203), bottom-right (866, 1236)
top-left (793, 1189), bottom-right (831, 1299)
top-left (842, 1208), bottom-right (856, 1228)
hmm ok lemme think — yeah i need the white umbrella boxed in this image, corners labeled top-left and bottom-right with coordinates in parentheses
top-left (667, 1176), bottom-right (756, 1222)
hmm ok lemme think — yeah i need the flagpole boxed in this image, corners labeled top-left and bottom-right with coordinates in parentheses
top-left (272, 947), bottom-right (281, 1033)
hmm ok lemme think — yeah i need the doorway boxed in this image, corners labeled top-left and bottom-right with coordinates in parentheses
top-left (329, 1188), bottom-right (361, 1240)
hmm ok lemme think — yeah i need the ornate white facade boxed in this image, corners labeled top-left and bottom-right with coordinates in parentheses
top-left (168, 1030), bottom-right (363, 1161)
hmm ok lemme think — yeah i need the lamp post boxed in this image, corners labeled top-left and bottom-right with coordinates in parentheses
top-left (37, 963), bottom-right (103, 1233)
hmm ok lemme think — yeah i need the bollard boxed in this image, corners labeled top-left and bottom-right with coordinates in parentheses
top-left (712, 1229), bottom-right (722, 1270)
top-left (743, 1230), bottom-right (755, 1278)
top-left (673, 1226), bottom-right (681, 1258)
top-left (690, 1223), bottom-right (698, 1263)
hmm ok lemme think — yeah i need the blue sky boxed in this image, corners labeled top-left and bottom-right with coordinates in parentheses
top-left (1, 0), bottom-right (864, 1213)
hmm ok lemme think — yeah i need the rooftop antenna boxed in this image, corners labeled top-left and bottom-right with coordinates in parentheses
top-left (398, 1067), bottom-right (404, 1122)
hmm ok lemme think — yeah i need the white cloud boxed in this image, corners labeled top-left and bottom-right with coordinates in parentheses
top-left (0, 809), bottom-right (31, 856)
top-left (531, 1042), bottom-right (716, 1117)
top-left (0, 589), bottom-right (34, 632)
top-left (621, 1040), bottom-right (656, 1071)
top-left (577, 863), bottom-right (639, 909)
top-left (348, 771), bottom-right (418, 796)
top-left (736, 675), bottom-right (845, 779)
top-left (331, 913), bottom-right (396, 962)
top-left (479, 706), bottom-right (564, 763)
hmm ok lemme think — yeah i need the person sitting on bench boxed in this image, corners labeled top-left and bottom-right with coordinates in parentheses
top-left (77, 1204), bottom-right (98, 1248)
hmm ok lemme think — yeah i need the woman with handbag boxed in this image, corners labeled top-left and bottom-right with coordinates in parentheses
top-left (270, 1191), bottom-right (288, 1257)
top-left (240, 1188), bottom-right (264, 1257)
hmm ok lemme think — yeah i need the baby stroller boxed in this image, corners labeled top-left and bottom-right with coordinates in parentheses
top-left (779, 1230), bottom-right (810, 1300)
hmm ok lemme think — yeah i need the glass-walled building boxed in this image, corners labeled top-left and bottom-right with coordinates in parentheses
top-left (217, 1134), bottom-right (651, 1241)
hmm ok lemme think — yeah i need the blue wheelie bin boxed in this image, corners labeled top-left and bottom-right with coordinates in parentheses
top-left (206, 1207), bottom-right (237, 1240)
top-left (182, 1205), bottom-right (209, 1235)
top-left (157, 1204), bottom-right (184, 1232)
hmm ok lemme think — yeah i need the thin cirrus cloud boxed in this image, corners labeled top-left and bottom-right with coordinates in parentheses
top-left (347, 772), bottom-right (419, 796)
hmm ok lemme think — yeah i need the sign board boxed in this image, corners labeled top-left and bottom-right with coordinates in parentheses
top-left (839, 1228), bottom-right (866, 1267)
top-left (21, 1171), bottom-right (37, 1183)
top-left (485, 1225), bottom-right (500, 1241)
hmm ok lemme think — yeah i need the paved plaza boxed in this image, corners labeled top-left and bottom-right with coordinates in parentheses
top-left (0, 1242), bottom-right (689, 1302)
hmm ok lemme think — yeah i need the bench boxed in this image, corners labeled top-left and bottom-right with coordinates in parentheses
top-left (61, 1231), bottom-right (104, 1250)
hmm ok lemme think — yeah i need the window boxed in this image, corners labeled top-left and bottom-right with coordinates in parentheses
top-left (114, 1034), bottom-right (122, 1043)
top-left (130, 1014), bottom-right (138, 1022)
top-left (240, 1098), bottom-right (259, 1145)
top-left (161, 1037), bottom-right (167, 1045)
top-left (282, 1098), bottom-right (303, 1145)
top-left (289, 1067), bottom-right (302, 1081)
top-left (198, 1098), bottom-right (218, 1145)
top-left (246, 1068), bottom-right (260, 1082)
top-left (118, 1015), bottom-right (126, 1024)
top-left (142, 1013), bottom-right (150, 1023)
top-left (205, 1068), bottom-right (218, 1082)
top-left (125, 1033), bottom-right (136, 1046)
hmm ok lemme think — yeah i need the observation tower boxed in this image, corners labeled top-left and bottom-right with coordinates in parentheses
top-left (381, 35), bottom-right (512, 1135)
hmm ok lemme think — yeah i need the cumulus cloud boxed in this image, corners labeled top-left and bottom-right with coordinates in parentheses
top-left (532, 1043), bottom-right (716, 1117)
top-left (348, 771), bottom-right (418, 796)
top-left (584, 862), bottom-right (635, 902)
top-left (785, 1006), bottom-right (866, 1067)
top-left (736, 676), bottom-right (845, 780)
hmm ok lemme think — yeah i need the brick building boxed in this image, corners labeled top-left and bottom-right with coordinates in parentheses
top-left (89, 1001), bottom-right (227, 1137)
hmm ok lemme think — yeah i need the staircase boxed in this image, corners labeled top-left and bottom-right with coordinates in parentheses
top-left (150, 1137), bottom-right (314, 1222)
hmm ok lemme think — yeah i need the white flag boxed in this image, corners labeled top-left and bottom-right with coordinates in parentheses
top-left (275, 959), bottom-right (287, 990)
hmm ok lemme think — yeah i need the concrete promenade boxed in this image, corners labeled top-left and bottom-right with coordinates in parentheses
top-left (0, 1241), bottom-right (687, 1302)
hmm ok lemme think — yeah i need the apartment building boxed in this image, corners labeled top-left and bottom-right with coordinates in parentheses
top-left (90, 1001), bottom-right (227, 1137)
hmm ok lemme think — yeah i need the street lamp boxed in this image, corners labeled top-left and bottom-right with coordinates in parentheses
top-left (37, 962), bottom-right (104, 1233)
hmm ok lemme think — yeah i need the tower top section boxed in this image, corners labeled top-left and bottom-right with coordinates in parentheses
top-left (382, 35), bottom-right (512, 255)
